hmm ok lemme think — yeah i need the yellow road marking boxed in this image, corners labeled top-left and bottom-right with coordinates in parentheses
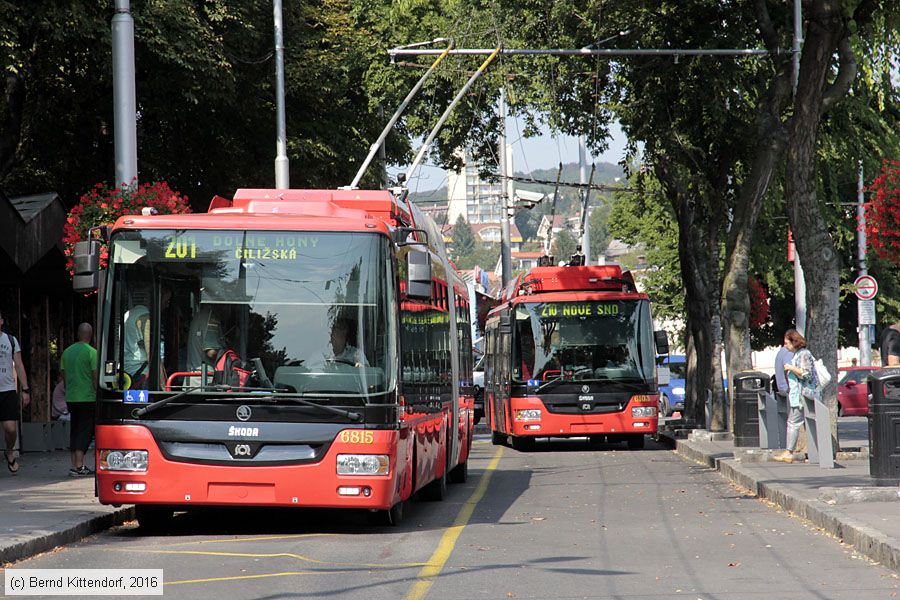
top-left (122, 548), bottom-right (426, 569)
top-left (141, 533), bottom-right (335, 548)
top-left (167, 570), bottom-right (346, 585)
top-left (404, 446), bottom-right (504, 600)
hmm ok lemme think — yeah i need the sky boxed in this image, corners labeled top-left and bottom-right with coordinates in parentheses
top-left (388, 117), bottom-right (628, 195)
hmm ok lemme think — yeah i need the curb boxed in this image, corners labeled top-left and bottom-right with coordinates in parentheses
top-left (1, 507), bottom-right (135, 566)
top-left (674, 439), bottom-right (900, 571)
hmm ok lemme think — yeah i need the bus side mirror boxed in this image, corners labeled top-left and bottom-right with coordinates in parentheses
top-left (406, 249), bottom-right (432, 299)
top-left (654, 330), bottom-right (669, 355)
top-left (395, 227), bottom-right (429, 247)
top-left (499, 314), bottom-right (512, 334)
top-left (73, 240), bottom-right (101, 292)
top-left (657, 365), bottom-right (671, 386)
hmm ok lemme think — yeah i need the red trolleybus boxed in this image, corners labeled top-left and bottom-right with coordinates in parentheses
top-left (483, 264), bottom-right (669, 451)
top-left (72, 188), bottom-right (474, 527)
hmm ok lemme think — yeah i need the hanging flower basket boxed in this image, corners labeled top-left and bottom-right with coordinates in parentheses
top-left (63, 181), bottom-right (191, 277)
top-left (866, 160), bottom-right (900, 265)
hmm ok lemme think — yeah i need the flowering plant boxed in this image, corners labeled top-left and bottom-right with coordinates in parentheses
top-left (866, 160), bottom-right (900, 265)
top-left (63, 181), bottom-right (191, 277)
top-left (748, 275), bottom-right (769, 329)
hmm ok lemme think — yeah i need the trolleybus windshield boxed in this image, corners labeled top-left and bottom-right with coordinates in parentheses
top-left (102, 230), bottom-right (396, 399)
top-left (511, 300), bottom-right (655, 385)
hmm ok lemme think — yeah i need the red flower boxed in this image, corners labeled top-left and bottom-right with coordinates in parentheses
top-left (866, 160), bottom-right (900, 265)
top-left (62, 181), bottom-right (192, 280)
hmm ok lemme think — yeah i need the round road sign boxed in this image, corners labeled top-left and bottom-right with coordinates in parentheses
top-left (854, 275), bottom-right (878, 300)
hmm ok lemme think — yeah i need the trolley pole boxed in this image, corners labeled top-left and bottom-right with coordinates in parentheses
top-left (273, 0), bottom-right (290, 189)
top-left (499, 87), bottom-right (512, 286)
top-left (858, 162), bottom-right (872, 365)
top-left (112, 0), bottom-right (138, 189)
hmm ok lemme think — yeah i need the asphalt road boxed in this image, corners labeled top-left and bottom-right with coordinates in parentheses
top-left (12, 435), bottom-right (899, 599)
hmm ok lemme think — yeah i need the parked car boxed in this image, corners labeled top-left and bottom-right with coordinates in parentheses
top-left (473, 354), bottom-right (485, 424)
top-left (837, 366), bottom-right (878, 417)
top-left (659, 355), bottom-right (686, 417)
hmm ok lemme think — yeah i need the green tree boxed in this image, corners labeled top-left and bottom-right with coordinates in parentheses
top-left (552, 228), bottom-right (577, 263)
top-left (451, 215), bottom-right (476, 259)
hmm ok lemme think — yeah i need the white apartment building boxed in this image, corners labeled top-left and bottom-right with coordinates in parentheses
top-left (447, 150), bottom-right (504, 225)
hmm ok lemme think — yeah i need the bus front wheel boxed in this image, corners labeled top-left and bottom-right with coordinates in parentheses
top-left (511, 436), bottom-right (535, 452)
top-left (627, 434), bottom-right (645, 450)
top-left (369, 501), bottom-right (405, 526)
top-left (135, 505), bottom-right (174, 532)
top-left (491, 431), bottom-right (506, 446)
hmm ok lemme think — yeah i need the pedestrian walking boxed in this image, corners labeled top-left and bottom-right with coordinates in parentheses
top-left (774, 329), bottom-right (817, 463)
top-left (880, 322), bottom-right (900, 367)
top-left (60, 323), bottom-right (97, 476)
top-left (0, 309), bottom-right (30, 474)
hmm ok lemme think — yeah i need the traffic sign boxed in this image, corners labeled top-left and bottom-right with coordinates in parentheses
top-left (858, 299), bottom-right (876, 325)
top-left (854, 275), bottom-right (878, 300)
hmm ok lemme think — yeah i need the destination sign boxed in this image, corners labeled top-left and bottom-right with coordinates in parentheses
top-left (155, 233), bottom-right (320, 262)
top-left (539, 302), bottom-right (620, 318)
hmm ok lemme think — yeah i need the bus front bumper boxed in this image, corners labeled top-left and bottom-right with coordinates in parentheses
top-left (509, 397), bottom-right (658, 437)
top-left (94, 425), bottom-right (407, 510)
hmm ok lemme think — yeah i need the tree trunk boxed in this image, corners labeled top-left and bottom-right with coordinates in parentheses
top-left (0, 70), bottom-right (25, 181)
top-left (721, 69), bottom-right (791, 412)
top-left (785, 1), bottom-right (850, 451)
top-left (657, 158), bottom-right (722, 430)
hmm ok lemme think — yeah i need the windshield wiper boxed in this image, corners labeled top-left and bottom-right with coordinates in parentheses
top-left (262, 394), bottom-right (363, 422)
top-left (131, 384), bottom-right (228, 419)
top-left (536, 378), bottom-right (568, 393)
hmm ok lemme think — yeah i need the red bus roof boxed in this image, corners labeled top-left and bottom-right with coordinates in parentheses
top-left (112, 188), bottom-right (414, 236)
top-left (520, 265), bottom-right (637, 293)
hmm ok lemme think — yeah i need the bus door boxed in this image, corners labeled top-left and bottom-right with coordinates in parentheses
top-left (498, 311), bottom-right (512, 434)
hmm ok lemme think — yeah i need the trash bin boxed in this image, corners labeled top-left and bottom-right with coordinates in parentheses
top-left (868, 368), bottom-right (900, 486)
top-left (733, 371), bottom-right (769, 447)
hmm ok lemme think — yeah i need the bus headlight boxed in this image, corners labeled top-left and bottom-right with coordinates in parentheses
top-left (99, 450), bottom-right (148, 471)
top-left (515, 409), bottom-right (542, 421)
top-left (632, 406), bottom-right (657, 418)
top-left (336, 454), bottom-right (390, 475)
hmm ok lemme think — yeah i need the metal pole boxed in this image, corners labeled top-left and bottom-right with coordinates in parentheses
top-left (792, 0), bottom-right (805, 334)
top-left (407, 47), bottom-right (501, 183)
top-left (499, 87), bottom-right (512, 286)
top-left (858, 161), bottom-right (871, 365)
top-left (579, 136), bottom-right (590, 264)
top-left (273, 0), bottom-right (289, 189)
top-left (348, 39), bottom-right (453, 189)
top-left (112, 0), bottom-right (138, 188)
top-left (792, 0), bottom-right (803, 94)
top-left (795, 255), bottom-right (806, 335)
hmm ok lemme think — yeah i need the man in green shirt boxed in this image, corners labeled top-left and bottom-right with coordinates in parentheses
top-left (60, 323), bottom-right (97, 476)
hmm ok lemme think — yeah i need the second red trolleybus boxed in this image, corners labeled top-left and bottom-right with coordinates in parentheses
top-left (483, 264), bottom-right (669, 451)
top-left (73, 188), bottom-right (474, 527)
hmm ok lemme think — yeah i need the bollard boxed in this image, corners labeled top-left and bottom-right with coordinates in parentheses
top-left (799, 392), bottom-right (834, 469)
top-left (868, 368), bottom-right (900, 485)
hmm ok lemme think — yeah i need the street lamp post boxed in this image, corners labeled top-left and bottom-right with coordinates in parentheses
top-left (112, 0), bottom-right (138, 188)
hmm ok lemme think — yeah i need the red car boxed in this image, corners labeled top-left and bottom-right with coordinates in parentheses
top-left (837, 366), bottom-right (878, 416)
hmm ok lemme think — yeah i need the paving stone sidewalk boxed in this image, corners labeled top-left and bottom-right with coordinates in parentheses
top-left (0, 451), bottom-right (133, 565)
top-left (669, 426), bottom-right (900, 571)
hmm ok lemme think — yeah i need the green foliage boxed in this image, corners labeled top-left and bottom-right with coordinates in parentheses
top-left (451, 215), bottom-right (476, 257)
top-left (607, 177), bottom-right (683, 332)
top-left (551, 228), bottom-right (577, 262)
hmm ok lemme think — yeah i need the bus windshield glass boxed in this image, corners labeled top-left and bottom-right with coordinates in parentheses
top-left (512, 300), bottom-right (655, 384)
top-left (103, 230), bottom-right (396, 398)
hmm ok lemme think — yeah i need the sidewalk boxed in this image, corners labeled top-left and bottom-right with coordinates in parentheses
top-left (666, 419), bottom-right (900, 572)
top-left (0, 451), bottom-right (133, 565)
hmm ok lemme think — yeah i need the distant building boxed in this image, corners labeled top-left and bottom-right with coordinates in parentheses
top-left (444, 222), bottom-right (523, 253)
top-left (447, 150), bottom-right (504, 225)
